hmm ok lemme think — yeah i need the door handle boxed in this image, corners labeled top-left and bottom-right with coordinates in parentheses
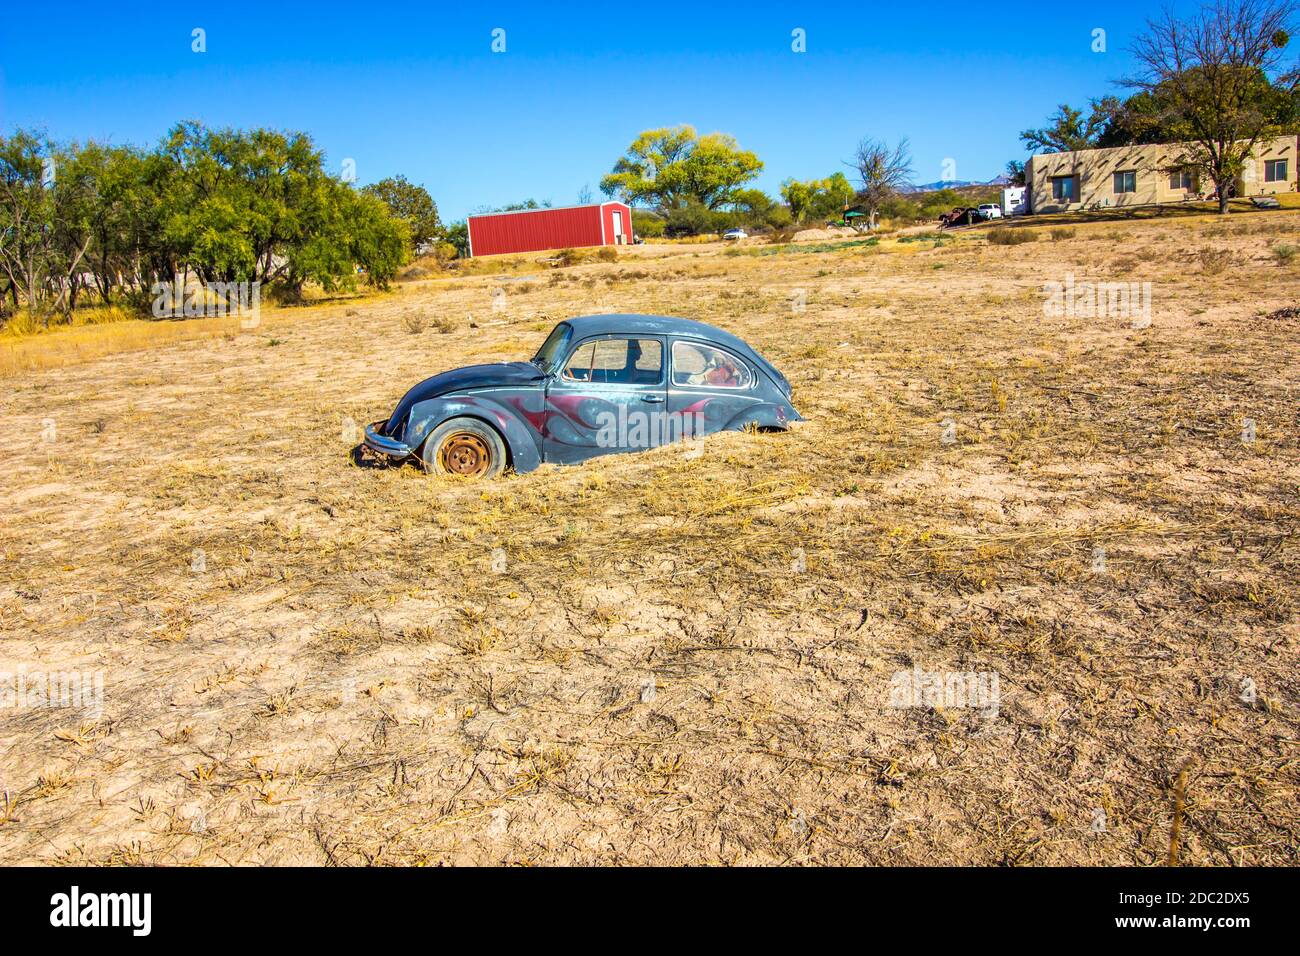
top-left (641, 394), bottom-right (665, 403)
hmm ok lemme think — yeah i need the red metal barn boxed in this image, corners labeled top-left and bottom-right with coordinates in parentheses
top-left (466, 202), bottom-right (633, 257)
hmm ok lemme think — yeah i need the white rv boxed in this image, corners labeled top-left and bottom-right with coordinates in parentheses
top-left (1001, 186), bottom-right (1028, 217)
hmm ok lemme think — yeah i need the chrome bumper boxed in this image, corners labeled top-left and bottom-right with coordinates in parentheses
top-left (363, 421), bottom-right (413, 459)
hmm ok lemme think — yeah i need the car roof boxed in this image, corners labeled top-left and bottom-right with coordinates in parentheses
top-left (560, 313), bottom-right (785, 385)
top-left (564, 313), bottom-right (745, 348)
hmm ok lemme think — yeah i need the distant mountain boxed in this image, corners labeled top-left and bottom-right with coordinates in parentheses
top-left (906, 179), bottom-right (974, 193)
top-left (906, 175), bottom-right (1013, 193)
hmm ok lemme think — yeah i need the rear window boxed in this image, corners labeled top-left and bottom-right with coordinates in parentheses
top-left (671, 341), bottom-right (753, 389)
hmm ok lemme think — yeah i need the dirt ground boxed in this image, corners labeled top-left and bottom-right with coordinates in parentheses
top-left (1, 211), bottom-right (1297, 865)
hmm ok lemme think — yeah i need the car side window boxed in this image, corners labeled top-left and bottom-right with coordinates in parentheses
top-left (563, 342), bottom-right (596, 381)
top-left (671, 341), bottom-right (753, 389)
top-left (562, 338), bottom-right (663, 385)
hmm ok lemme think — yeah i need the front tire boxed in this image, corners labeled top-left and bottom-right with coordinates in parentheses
top-left (418, 417), bottom-right (507, 479)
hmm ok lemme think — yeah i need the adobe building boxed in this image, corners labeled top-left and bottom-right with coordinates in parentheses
top-left (1025, 135), bottom-right (1297, 214)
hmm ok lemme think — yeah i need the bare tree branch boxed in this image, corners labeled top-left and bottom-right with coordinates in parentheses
top-left (1123, 0), bottom-right (1299, 214)
top-left (847, 138), bottom-right (912, 230)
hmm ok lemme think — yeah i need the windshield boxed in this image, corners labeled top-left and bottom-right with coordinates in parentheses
top-left (532, 322), bottom-right (572, 374)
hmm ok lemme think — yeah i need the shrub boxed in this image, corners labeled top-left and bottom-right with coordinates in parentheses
top-left (1, 309), bottom-right (50, 336)
top-left (1198, 247), bottom-right (1234, 275)
top-left (631, 211), bottom-right (665, 238)
top-left (1051, 227), bottom-right (1076, 241)
top-left (987, 229), bottom-right (1038, 245)
top-left (1271, 242), bottom-right (1296, 264)
top-left (262, 279), bottom-right (306, 306)
top-left (119, 287), bottom-right (158, 316)
top-left (663, 201), bottom-right (732, 237)
top-left (1, 303), bottom-right (138, 337)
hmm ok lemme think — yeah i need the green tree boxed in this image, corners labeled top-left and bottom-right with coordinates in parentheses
top-left (728, 188), bottom-right (778, 228)
top-left (600, 125), bottom-right (763, 209)
top-left (782, 172), bottom-right (856, 222)
top-left (662, 200), bottom-right (729, 236)
top-left (1, 122), bottom-right (414, 321)
top-left (813, 172), bottom-right (856, 219)
top-left (0, 130), bottom-right (58, 316)
top-left (46, 142), bottom-right (104, 315)
top-left (281, 179), bottom-right (408, 296)
top-left (1, 134), bottom-right (176, 319)
top-left (780, 178), bottom-right (816, 222)
top-left (442, 221), bottom-right (470, 257)
top-left (159, 122), bottom-right (408, 291)
top-left (496, 198), bottom-right (551, 211)
top-left (630, 210), bottom-right (665, 238)
top-left (65, 144), bottom-right (163, 303)
top-left (159, 121), bottom-right (321, 283)
top-left (599, 125), bottom-right (695, 206)
top-left (0, 133), bottom-right (106, 317)
top-left (77, 143), bottom-right (182, 310)
top-left (1020, 101), bottom-right (1116, 153)
top-left (362, 175), bottom-right (440, 249)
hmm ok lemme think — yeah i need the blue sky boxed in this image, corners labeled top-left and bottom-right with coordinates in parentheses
top-left (2, 1), bottom-right (1166, 220)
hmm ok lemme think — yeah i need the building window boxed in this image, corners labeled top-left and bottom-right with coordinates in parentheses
top-left (1050, 176), bottom-right (1075, 201)
top-left (1168, 170), bottom-right (1195, 191)
top-left (1113, 170), bottom-right (1137, 194)
top-left (1264, 159), bottom-right (1288, 183)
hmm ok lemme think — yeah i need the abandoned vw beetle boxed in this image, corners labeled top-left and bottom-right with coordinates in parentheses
top-left (363, 314), bottom-right (801, 478)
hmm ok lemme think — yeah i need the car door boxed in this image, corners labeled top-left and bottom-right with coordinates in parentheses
top-left (542, 335), bottom-right (667, 464)
top-left (666, 337), bottom-right (763, 440)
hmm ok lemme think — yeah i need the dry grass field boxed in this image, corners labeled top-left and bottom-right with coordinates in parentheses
top-left (1, 209), bottom-right (1297, 866)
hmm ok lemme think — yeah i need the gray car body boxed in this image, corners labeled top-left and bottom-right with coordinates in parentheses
top-left (363, 313), bottom-right (802, 473)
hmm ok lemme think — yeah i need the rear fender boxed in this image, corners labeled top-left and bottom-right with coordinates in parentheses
top-left (723, 402), bottom-right (800, 432)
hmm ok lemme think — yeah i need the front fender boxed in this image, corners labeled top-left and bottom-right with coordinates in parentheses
top-left (405, 394), bottom-right (544, 473)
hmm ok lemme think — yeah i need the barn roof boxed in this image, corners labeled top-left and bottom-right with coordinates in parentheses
top-left (466, 201), bottom-right (628, 221)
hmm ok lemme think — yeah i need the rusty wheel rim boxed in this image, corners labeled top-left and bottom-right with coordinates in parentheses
top-left (439, 432), bottom-right (491, 478)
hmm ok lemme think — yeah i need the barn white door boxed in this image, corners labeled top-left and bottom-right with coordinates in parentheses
top-left (612, 210), bottom-right (624, 244)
